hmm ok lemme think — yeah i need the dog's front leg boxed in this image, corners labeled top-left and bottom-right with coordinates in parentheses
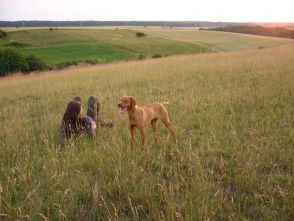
top-left (139, 127), bottom-right (146, 151)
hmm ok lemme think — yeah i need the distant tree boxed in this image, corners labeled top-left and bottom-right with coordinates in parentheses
top-left (136, 32), bottom-right (146, 37)
top-left (0, 30), bottom-right (7, 38)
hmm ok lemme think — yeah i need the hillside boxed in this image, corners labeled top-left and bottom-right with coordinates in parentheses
top-left (0, 44), bottom-right (293, 220)
top-left (0, 28), bottom-right (208, 66)
top-left (134, 28), bottom-right (294, 51)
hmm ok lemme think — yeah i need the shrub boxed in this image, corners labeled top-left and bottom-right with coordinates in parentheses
top-left (0, 49), bottom-right (48, 77)
top-left (0, 48), bottom-right (28, 76)
top-left (55, 60), bottom-right (79, 69)
top-left (138, 54), bottom-right (145, 60)
top-left (55, 59), bottom-right (102, 69)
top-left (84, 59), bottom-right (100, 65)
top-left (136, 32), bottom-right (146, 37)
top-left (152, 54), bottom-right (162, 59)
top-left (0, 30), bottom-right (7, 38)
top-left (25, 55), bottom-right (48, 73)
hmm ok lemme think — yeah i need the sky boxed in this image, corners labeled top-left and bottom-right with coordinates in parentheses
top-left (0, 0), bottom-right (293, 23)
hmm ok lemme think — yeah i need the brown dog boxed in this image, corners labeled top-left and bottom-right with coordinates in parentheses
top-left (118, 96), bottom-right (176, 151)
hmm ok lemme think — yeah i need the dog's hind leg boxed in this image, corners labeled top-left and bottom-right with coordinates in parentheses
top-left (161, 114), bottom-right (176, 144)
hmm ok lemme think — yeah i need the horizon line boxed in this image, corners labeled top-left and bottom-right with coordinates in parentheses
top-left (0, 20), bottom-right (293, 24)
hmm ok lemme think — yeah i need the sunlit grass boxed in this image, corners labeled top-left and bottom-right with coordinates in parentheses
top-left (0, 44), bottom-right (294, 220)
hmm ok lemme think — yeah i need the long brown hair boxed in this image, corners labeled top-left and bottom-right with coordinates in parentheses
top-left (62, 100), bottom-right (83, 138)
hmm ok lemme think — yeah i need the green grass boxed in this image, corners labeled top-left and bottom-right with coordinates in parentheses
top-left (0, 43), bottom-right (294, 220)
top-left (0, 28), bottom-right (209, 66)
top-left (21, 42), bottom-right (132, 66)
top-left (1, 27), bottom-right (293, 68)
top-left (134, 28), bottom-right (294, 51)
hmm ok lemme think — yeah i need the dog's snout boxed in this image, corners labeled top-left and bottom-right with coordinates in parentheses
top-left (118, 103), bottom-right (121, 107)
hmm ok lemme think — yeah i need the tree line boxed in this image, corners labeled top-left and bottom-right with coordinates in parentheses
top-left (0, 20), bottom-right (245, 28)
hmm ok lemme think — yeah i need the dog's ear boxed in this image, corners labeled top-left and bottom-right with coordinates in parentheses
top-left (130, 96), bottom-right (137, 109)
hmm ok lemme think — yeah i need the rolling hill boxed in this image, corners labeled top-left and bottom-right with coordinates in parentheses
top-left (0, 28), bottom-right (209, 66)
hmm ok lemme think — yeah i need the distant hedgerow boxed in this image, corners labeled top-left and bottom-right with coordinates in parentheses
top-left (5, 41), bottom-right (30, 47)
top-left (55, 61), bottom-right (79, 69)
top-left (55, 59), bottom-right (102, 70)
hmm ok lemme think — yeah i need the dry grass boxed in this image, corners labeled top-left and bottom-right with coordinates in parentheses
top-left (0, 44), bottom-right (294, 220)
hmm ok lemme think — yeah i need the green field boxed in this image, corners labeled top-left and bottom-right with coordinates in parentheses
top-left (0, 28), bottom-right (209, 66)
top-left (134, 27), bottom-right (294, 51)
top-left (1, 27), bottom-right (293, 68)
top-left (0, 41), bottom-right (294, 220)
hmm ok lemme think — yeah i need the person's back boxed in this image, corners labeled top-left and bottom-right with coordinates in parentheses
top-left (60, 100), bottom-right (83, 139)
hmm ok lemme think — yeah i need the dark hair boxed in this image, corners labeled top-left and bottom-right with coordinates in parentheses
top-left (62, 100), bottom-right (83, 138)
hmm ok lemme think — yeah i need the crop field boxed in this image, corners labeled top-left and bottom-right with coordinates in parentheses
top-left (0, 34), bottom-right (294, 220)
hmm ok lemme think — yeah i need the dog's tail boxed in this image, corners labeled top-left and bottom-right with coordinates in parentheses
top-left (161, 102), bottom-right (169, 106)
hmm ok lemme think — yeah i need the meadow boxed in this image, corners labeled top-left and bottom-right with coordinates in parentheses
top-left (0, 35), bottom-right (294, 220)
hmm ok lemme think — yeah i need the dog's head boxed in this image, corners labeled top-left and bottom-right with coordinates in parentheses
top-left (118, 95), bottom-right (137, 114)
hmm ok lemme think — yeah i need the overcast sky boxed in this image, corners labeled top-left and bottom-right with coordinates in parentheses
top-left (0, 0), bottom-right (293, 22)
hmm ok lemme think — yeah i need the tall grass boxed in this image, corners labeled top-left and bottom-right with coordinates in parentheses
top-left (0, 44), bottom-right (294, 220)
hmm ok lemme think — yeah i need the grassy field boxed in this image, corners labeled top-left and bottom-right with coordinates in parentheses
top-left (0, 42), bottom-right (293, 220)
top-left (0, 28), bottom-right (209, 66)
top-left (1, 27), bottom-right (293, 67)
top-left (134, 27), bottom-right (294, 51)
